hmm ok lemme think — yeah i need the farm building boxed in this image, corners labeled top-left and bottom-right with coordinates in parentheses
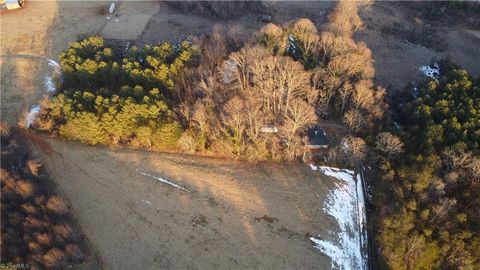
top-left (306, 126), bottom-right (328, 149)
top-left (303, 126), bottom-right (329, 163)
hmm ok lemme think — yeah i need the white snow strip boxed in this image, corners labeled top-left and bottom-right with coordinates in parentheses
top-left (139, 171), bottom-right (189, 192)
top-left (356, 173), bottom-right (368, 261)
top-left (109, 2), bottom-right (116, 14)
top-left (44, 76), bottom-right (56, 93)
top-left (46, 59), bottom-right (61, 74)
top-left (47, 59), bottom-right (59, 69)
top-left (26, 105), bottom-right (40, 128)
top-left (141, 199), bottom-right (153, 206)
top-left (419, 63), bottom-right (440, 79)
top-left (310, 165), bottom-right (368, 270)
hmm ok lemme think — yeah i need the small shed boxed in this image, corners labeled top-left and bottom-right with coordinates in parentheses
top-left (260, 125), bottom-right (278, 133)
top-left (306, 126), bottom-right (328, 149)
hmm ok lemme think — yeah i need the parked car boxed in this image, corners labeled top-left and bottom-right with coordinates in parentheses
top-left (1, 0), bottom-right (25, 10)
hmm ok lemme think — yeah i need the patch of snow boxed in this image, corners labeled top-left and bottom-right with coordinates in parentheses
top-left (411, 85), bottom-right (418, 98)
top-left (106, 16), bottom-right (111, 20)
top-left (341, 140), bottom-right (351, 154)
top-left (287, 34), bottom-right (297, 54)
top-left (310, 165), bottom-right (368, 270)
top-left (222, 59), bottom-right (239, 84)
top-left (356, 173), bottom-right (368, 261)
top-left (419, 63), bottom-right (440, 80)
top-left (141, 199), bottom-right (153, 206)
top-left (26, 105), bottom-right (40, 128)
top-left (47, 59), bottom-right (61, 74)
top-left (47, 59), bottom-right (59, 69)
top-left (139, 171), bottom-right (189, 192)
top-left (44, 76), bottom-right (56, 93)
top-left (114, 18), bottom-right (119, 22)
top-left (108, 3), bottom-right (116, 14)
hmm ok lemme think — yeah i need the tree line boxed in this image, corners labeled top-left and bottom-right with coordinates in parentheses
top-left (1, 125), bottom-right (89, 269)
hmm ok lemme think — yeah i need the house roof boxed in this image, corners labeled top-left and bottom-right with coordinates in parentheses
top-left (307, 126), bottom-right (328, 146)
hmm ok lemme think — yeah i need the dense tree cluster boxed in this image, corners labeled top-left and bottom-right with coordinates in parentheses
top-left (370, 65), bottom-right (480, 270)
top-left (35, 2), bottom-right (384, 162)
top-left (174, 1), bottom-right (384, 162)
top-left (1, 125), bottom-right (88, 269)
top-left (36, 37), bottom-right (193, 148)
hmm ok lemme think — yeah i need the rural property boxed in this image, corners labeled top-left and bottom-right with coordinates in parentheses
top-left (1, 1), bottom-right (479, 270)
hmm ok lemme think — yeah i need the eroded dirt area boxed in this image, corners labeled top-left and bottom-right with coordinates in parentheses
top-left (30, 136), bottom-right (336, 269)
top-left (355, 2), bottom-right (480, 90)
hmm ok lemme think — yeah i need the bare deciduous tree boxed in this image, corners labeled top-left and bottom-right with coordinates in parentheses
top-left (343, 109), bottom-right (364, 134)
top-left (342, 135), bottom-right (366, 161)
top-left (352, 80), bottom-right (375, 111)
top-left (26, 160), bottom-right (42, 177)
top-left (223, 96), bottom-right (247, 141)
top-left (284, 99), bottom-right (317, 138)
top-left (375, 132), bottom-right (404, 156)
top-left (328, 0), bottom-right (363, 37)
top-left (443, 148), bottom-right (480, 181)
top-left (339, 82), bottom-right (353, 112)
top-left (312, 67), bottom-right (341, 112)
top-left (192, 101), bottom-right (209, 133)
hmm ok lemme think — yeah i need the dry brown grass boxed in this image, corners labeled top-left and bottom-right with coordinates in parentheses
top-left (0, 122), bottom-right (10, 136)
top-left (20, 203), bottom-right (38, 216)
top-left (23, 216), bottom-right (46, 232)
top-left (65, 244), bottom-right (85, 263)
top-left (28, 241), bottom-right (43, 254)
top-left (35, 233), bottom-right (52, 246)
top-left (15, 180), bottom-right (35, 198)
top-left (41, 248), bottom-right (67, 269)
top-left (8, 212), bottom-right (23, 227)
top-left (26, 160), bottom-right (43, 177)
top-left (46, 196), bottom-right (67, 214)
top-left (53, 224), bottom-right (73, 241)
top-left (0, 168), bottom-right (12, 184)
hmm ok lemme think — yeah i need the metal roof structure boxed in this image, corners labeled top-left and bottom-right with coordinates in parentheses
top-left (307, 126), bottom-right (328, 146)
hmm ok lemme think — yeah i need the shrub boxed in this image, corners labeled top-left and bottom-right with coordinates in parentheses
top-left (65, 244), bottom-right (85, 263)
top-left (46, 196), bottom-right (68, 215)
top-left (26, 160), bottom-right (42, 177)
top-left (35, 233), bottom-right (52, 246)
top-left (41, 248), bottom-right (67, 269)
top-left (15, 180), bottom-right (34, 198)
top-left (53, 224), bottom-right (74, 242)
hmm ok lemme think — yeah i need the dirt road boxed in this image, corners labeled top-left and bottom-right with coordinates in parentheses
top-left (30, 136), bottom-right (336, 270)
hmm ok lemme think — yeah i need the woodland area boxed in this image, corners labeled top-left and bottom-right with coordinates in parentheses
top-left (370, 64), bottom-right (480, 270)
top-left (26, 1), bottom-right (480, 269)
top-left (0, 125), bottom-right (89, 269)
top-left (34, 1), bottom-right (383, 163)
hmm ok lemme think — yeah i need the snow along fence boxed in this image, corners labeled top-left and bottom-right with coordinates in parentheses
top-left (309, 165), bottom-right (369, 270)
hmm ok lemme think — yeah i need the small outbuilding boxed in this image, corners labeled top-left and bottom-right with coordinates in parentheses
top-left (303, 126), bottom-right (329, 163)
top-left (306, 126), bottom-right (328, 149)
top-left (260, 125), bottom-right (278, 133)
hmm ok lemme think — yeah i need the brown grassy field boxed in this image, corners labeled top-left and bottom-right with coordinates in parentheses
top-left (30, 135), bottom-right (336, 269)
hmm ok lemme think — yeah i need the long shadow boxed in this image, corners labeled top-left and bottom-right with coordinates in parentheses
top-left (20, 1), bottom-right (343, 269)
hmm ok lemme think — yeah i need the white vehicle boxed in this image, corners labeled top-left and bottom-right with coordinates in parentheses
top-left (1, 0), bottom-right (24, 10)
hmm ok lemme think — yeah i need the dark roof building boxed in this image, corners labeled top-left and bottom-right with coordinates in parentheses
top-left (306, 126), bottom-right (328, 149)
